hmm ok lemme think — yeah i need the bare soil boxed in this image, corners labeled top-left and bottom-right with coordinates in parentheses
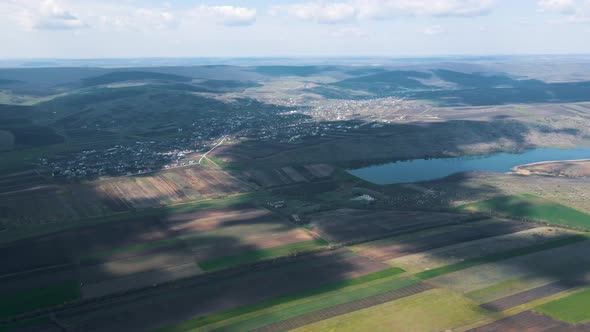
top-left (481, 280), bottom-right (583, 312)
top-left (514, 160), bottom-right (590, 178)
top-left (468, 310), bottom-right (590, 332)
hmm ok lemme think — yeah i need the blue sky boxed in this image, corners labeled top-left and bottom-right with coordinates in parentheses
top-left (1, 0), bottom-right (589, 58)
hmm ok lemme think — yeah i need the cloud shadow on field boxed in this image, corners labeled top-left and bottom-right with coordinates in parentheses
top-left (0, 184), bottom-right (382, 332)
top-left (0, 111), bottom-right (589, 331)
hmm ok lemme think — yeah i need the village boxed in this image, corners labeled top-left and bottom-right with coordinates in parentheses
top-left (41, 97), bottom-right (422, 179)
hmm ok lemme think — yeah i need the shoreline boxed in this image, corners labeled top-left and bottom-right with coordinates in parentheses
top-left (512, 158), bottom-right (590, 176)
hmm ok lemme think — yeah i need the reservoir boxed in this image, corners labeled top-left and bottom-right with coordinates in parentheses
top-left (348, 148), bottom-right (590, 185)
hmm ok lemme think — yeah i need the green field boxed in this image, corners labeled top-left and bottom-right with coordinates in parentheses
top-left (156, 267), bottom-right (405, 332)
top-left (199, 277), bottom-right (419, 331)
top-left (415, 235), bottom-right (588, 280)
top-left (0, 130), bottom-right (14, 151)
top-left (293, 288), bottom-right (491, 332)
top-left (465, 278), bottom-right (542, 303)
top-left (513, 108), bottom-right (533, 115)
top-left (0, 317), bottom-right (52, 332)
top-left (459, 194), bottom-right (590, 230)
top-left (0, 281), bottom-right (80, 319)
top-left (536, 288), bottom-right (590, 323)
top-left (198, 239), bottom-right (330, 271)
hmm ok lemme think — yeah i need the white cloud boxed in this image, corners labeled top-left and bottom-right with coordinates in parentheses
top-left (355, 0), bottom-right (495, 19)
top-left (276, 0), bottom-right (495, 23)
top-left (285, 3), bottom-right (358, 23)
top-left (98, 9), bottom-right (178, 30)
top-left (195, 6), bottom-right (257, 26)
top-left (537, 0), bottom-right (576, 14)
top-left (538, 0), bottom-right (590, 24)
top-left (4, 1), bottom-right (257, 32)
top-left (422, 25), bottom-right (444, 35)
top-left (22, 0), bottom-right (87, 30)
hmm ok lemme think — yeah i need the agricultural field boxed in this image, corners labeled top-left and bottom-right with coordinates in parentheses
top-left (0, 281), bottom-right (81, 320)
top-left (242, 164), bottom-right (335, 188)
top-left (307, 208), bottom-right (477, 243)
top-left (94, 165), bottom-right (252, 209)
top-left (426, 236), bottom-right (590, 292)
top-left (51, 249), bottom-right (390, 332)
top-left (459, 194), bottom-right (590, 230)
top-left (0, 164), bottom-right (253, 225)
top-left (468, 310), bottom-right (590, 331)
top-left (350, 218), bottom-right (536, 262)
top-left (0, 205), bottom-right (327, 301)
top-left (293, 288), bottom-right (490, 332)
top-left (0, 130), bottom-right (14, 151)
top-left (388, 227), bottom-right (576, 272)
top-left (0, 182), bottom-right (109, 225)
top-left (158, 267), bottom-right (410, 332)
top-left (3, 185), bottom-right (590, 331)
top-left (0, 170), bottom-right (53, 197)
top-left (394, 172), bottom-right (590, 219)
top-left (536, 287), bottom-right (590, 323)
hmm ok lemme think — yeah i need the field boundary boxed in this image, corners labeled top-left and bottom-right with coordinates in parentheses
top-left (480, 280), bottom-right (584, 312)
top-left (197, 239), bottom-right (330, 271)
top-left (0, 249), bottom-right (390, 326)
top-left (415, 235), bottom-right (588, 280)
top-left (251, 282), bottom-right (434, 332)
top-left (155, 267), bottom-right (405, 332)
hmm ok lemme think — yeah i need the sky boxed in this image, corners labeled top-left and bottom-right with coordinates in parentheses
top-left (1, 0), bottom-right (590, 58)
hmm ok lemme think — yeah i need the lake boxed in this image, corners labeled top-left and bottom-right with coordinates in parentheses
top-left (348, 148), bottom-right (590, 185)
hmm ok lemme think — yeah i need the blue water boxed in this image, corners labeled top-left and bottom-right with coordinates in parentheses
top-left (348, 148), bottom-right (590, 185)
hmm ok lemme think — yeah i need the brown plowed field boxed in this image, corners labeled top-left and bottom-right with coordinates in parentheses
top-left (357, 221), bottom-right (534, 261)
top-left (163, 208), bottom-right (272, 233)
top-left (309, 209), bottom-right (475, 243)
top-left (468, 310), bottom-right (590, 332)
top-left (94, 166), bottom-right (251, 209)
top-left (253, 282), bottom-right (434, 332)
top-left (480, 280), bottom-right (583, 312)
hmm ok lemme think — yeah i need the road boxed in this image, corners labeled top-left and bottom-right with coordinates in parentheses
top-left (198, 135), bottom-right (228, 165)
